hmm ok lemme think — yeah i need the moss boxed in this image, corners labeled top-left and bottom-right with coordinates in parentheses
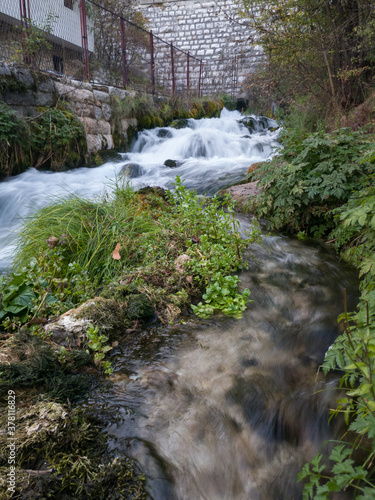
top-left (0, 402), bottom-right (146, 499)
top-left (0, 75), bottom-right (28, 94)
top-left (203, 99), bottom-right (224, 118)
top-left (75, 297), bottom-right (130, 337)
top-left (97, 287), bottom-right (154, 322)
top-left (100, 284), bottom-right (139, 301)
top-left (0, 329), bottom-right (94, 402)
top-left (126, 294), bottom-right (154, 321)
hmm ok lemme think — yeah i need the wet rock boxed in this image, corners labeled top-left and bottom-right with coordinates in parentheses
top-left (240, 116), bottom-right (255, 132)
top-left (157, 128), bottom-right (173, 138)
top-left (164, 159), bottom-right (181, 168)
top-left (169, 118), bottom-right (189, 129)
top-left (219, 182), bottom-right (261, 212)
top-left (251, 143), bottom-right (264, 154)
top-left (119, 162), bottom-right (144, 178)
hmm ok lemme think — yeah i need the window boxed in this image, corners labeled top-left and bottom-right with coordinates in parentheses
top-left (53, 55), bottom-right (64, 74)
top-left (64, 0), bottom-right (73, 9)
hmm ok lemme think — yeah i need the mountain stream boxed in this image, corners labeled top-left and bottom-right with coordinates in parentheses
top-left (0, 109), bottom-right (358, 498)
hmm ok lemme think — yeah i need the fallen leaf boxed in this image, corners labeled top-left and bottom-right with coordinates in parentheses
top-left (46, 236), bottom-right (59, 249)
top-left (112, 243), bottom-right (121, 260)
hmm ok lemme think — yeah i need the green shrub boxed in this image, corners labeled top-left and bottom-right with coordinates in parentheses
top-left (30, 106), bottom-right (86, 170)
top-left (298, 299), bottom-right (375, 498)
top-left (0, 102), bottom-right (30, 176)
top-left (296, 147), bottom-right (375, 498)
top-left (250, 128), bottom-right (374, 237)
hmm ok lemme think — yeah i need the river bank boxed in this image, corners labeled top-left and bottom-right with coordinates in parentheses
top-left (1, 107), bottom-right (372, 498)
top-left (0, 110), bottom-right (275, 497)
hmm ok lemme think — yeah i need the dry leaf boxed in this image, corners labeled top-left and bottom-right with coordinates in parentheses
top-left (112, 243), bottom-right (121, 260)
top-left (46, 236), bottom-right (59, 249)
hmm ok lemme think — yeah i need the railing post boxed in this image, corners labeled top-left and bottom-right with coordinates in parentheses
top-left (150, 30), bottom-right (155, 95)
top-left (120, 18), bottom-right (127, 89)
top-left (170, 42), bottom-right (175, 96)
top-left (79, 0), bottom-right (90, 80)
top-left (19, 0), bottom-right (31, 65)
top-left (187, 51), bottom-right (190, 97)
top-left (198, 60), bottom-right (203, 97)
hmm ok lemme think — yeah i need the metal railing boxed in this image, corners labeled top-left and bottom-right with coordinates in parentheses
top-left (0, 0), bottom-right (205, 96)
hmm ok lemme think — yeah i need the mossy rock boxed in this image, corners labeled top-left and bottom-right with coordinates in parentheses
top-left (136, 186), bottom-right (167, 200)
top-left (169, 118), bottom-right (189, 129)
top-left (137, 115), bottom-right (155, 129)
top-left (100, 284), bottom-right (139, 301)
top-left (100, 286), bottom-right (154, 322)
top-left (126, 294), bottom-right (154, 321)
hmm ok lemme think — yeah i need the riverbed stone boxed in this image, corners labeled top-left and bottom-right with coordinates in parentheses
top-left (220, 181), bottom-right (261, 212)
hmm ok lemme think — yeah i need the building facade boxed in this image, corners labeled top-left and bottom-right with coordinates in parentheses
top-left (0, 0), bottom-right (94, 77)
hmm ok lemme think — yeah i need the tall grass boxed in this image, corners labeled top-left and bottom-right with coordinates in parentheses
top-left (15, 184), bottom-right (156, 285)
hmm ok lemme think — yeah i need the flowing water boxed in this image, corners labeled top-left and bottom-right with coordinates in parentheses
top-left (0, 109), bottom-right (277, 271)
top-left (0, 109), bottom-right (359, 498)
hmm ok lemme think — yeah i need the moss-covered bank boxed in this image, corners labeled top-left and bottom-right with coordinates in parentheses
top-left (0, 178), bottom-right (258, 497)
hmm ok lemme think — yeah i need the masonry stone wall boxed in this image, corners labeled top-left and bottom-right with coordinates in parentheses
top-left (138, 0), bottom-right (262, 95)
top-left (0, 62), bottom-right (137, 157)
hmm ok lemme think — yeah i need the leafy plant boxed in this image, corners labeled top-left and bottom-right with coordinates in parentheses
top-left (192, 273), bottom-right (251, 319)
top-left (250, 127), bottom-right (374, 237)
top-left (86, 324), bottom-right (113, 375)
top-left (330, 171), bottom-right (375, 307)
top-left (0, 269), bottom-right (36, 323)
top-left (298, 299), bottom-right (375, 498)
top-left (0, 252), bottom-right (94, 331)
top-left (0, 101), bottom-right (86, 177)
top-left (30, 106), bottom-right (86, 170)
top-left (11, 13), bottom-right (58, 70)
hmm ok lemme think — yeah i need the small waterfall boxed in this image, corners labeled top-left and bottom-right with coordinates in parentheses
top-left (0, 110), bottom-right (279, 271)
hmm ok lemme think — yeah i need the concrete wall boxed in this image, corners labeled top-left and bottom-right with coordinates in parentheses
top-left (137, 0), bottom-right (262, 95)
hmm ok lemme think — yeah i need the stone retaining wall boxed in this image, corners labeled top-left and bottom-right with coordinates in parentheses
top-left (0, 62), bottom-right (138, 156)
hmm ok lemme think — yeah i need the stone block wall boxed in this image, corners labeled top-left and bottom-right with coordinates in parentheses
top-left (137, 0), bottom-right (262, 95)
top-left (0, 62), bottom-right (138, 156)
